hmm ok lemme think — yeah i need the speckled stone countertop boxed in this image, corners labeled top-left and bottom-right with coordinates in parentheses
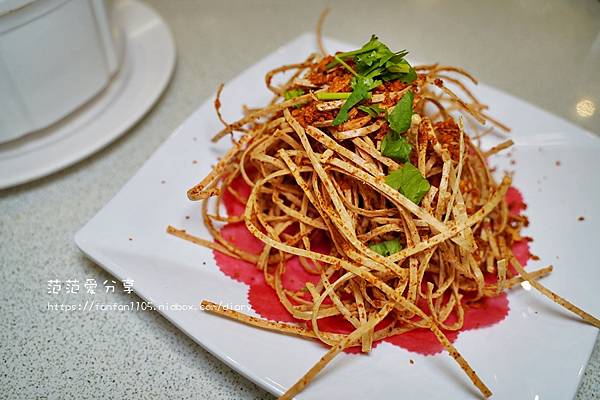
top-left (1, 0), bottom-right (599, 398)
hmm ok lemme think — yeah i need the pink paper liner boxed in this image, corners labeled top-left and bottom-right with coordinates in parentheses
top-left (212, 176), bottom-right (531, 355)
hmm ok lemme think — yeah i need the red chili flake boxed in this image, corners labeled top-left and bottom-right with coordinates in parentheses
top-left (555, 160), bottom-right (561, 166)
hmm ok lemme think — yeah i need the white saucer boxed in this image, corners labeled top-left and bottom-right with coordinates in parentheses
top-left (0, 0), bottom-right (175, 189)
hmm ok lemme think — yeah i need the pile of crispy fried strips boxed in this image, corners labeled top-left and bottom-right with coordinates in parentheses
top-left (167, 33), bottom-right (599, 399)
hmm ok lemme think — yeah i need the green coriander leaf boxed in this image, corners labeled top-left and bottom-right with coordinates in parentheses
top-left (327, 36), bottom-right (415, 125)
top-left (382, 239), bottom-right (401, 255)
top-left (327, 35), bottom-right (415, 85)
top-left (355, 47), bottom-right (391, 74)
top-left (334, 55), bottom-right (358, 76)
top-left (350, 75), bottom-right (381, 91)
top-left (358, 104), bottom-right (385, 118)
top-left (332, 77), bottom-right (370, 126)
top-left (369, 242), bottom-right (388, 256)
top-left (360, 50), bottom-right (409, 78)
top-left (355, 50), bottom-right (382, 68)
top-left (284, 88), bottom-right (305, 100)
top-left (384, 54), bottom-right (410, 73)
top-left (316, 92), bottom-right (352, 100)
top-left (357, 105), bottom-right (377, 118)
top-left (382, 59), bottom-right (417, 83)
top-left (369, 239), bottom-right (402, 256)
top-left (398, 64), bottom-right (417, 83)
top-left (381, 131), bottom-right (412, 162)
top-left (326, 35), bottom-right (384, 69)
top-left (387, 91), bottom-right (414, 133)
top-left (386, 62), bottom-right (410, 74)
top-left (385, 162), bottom-right (430, 204)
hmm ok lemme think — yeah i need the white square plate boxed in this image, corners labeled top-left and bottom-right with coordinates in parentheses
top-left (76, 33), bottom-right (600, 399)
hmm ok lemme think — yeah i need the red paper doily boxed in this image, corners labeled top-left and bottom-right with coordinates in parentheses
top-left (214, 176), bottom-right (531, 355)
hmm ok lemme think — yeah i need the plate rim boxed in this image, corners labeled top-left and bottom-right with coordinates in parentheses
top-left (0, 0), bottom-right (176, 189)
top-left (75, 31), bottom-right (600, 399)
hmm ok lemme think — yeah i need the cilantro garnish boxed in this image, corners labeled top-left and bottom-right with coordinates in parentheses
top-left (332, 77), bottom-right (370, 126)
top-left (369, 238), bottom-right (402, 256)
top-left (284, 88), bottom-right (305, 100)
top-left (387, 91), bottom-right (414, 133)
top-left (326, 35), bottom-right (387, 69)
top-left (328, 36), bottom-right (417, 126)
top-left (316, 92), bottom-right (351, 100)
top-left (385, 162), bottom-right (430, 204)
top-left (379, 91), bottom-right (414, 161)
top-left (381, 132), bottom-right (412, 162)
top-left (358, 104), bottom-right (385, 118)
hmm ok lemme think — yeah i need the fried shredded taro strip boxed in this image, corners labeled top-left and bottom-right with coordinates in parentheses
top-left (169, 26), bottom-right (600, 400)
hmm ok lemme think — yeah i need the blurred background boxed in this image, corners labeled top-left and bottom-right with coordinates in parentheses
top-left (154, 0), bottom-right (600, 136)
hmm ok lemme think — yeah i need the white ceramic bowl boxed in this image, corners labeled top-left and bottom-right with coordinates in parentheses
top-left (0, 0), bottom-right (123, 143)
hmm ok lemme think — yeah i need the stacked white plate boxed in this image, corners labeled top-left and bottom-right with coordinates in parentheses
top-left (0, 0), bottom-right (175, 189)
